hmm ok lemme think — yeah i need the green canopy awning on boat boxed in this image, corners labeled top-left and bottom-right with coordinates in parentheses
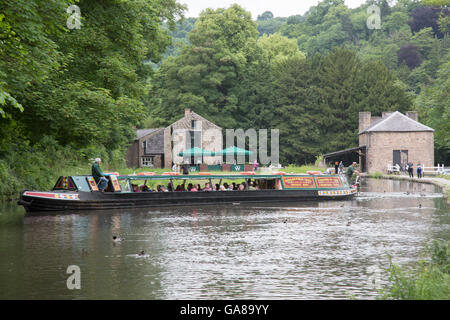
top-left (213, 146), bottom-right (253, 156)
top-left (178, 147), bottom-right (215, 157)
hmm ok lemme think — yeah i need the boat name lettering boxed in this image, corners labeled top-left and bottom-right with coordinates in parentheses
top-left (315, 177), bottom-right (342, 188)
top-left (282, 177), bottom-right (315, 189)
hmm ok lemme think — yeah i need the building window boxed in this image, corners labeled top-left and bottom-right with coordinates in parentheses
top-left (191, 120), bottom-right (197, 129)
top-left (141, 156), bottom-right (154, 167)
top-left (142, 140), bottom-right (146, 153)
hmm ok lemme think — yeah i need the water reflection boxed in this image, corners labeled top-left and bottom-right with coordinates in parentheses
top-left (0, 178), bottom-right (448, 299)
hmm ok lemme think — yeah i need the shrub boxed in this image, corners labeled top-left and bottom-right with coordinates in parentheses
top-left (381, 240), bottom-right (450, 300)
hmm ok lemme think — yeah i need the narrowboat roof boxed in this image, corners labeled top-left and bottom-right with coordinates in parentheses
top-left (116, 173), bottom-right (326, 180)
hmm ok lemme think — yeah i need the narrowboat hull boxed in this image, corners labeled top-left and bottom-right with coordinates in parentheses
top-left (18, 188), bottom-right (357, 213)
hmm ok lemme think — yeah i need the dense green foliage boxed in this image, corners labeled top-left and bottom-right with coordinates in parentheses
top-left (150, 1), bottom-right (444, 164)
top-left (0, 0), bottom-right (184, 197)
top-left (0, 0), bottom-right (448, 196)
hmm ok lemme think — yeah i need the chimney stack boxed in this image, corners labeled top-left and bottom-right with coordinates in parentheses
top-left (359, 112), bottom-right (371, 132)
top-left (185, 109), bottom-right (191, 116)
top-left (406, 111), bottom-right (418, 122)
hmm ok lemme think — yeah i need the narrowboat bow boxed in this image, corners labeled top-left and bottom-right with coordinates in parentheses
top-left (18, 172), bottom-right (357, 212)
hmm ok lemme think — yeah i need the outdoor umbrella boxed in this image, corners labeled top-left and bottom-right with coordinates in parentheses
top-left (177, 147), bottom-right (214, 157)
top-left (212, 146), bottom-right (253, 156)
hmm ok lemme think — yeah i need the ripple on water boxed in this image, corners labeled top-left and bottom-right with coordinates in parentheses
top-left (0, 178), bottom-right (448, 299)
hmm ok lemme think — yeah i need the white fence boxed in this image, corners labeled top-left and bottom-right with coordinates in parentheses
top-left (387, 164), bottom-right (447, 175)
top-left (387, 164), bottom-right (401, 174)
top-left (422, 164), bottom-right (447, 175)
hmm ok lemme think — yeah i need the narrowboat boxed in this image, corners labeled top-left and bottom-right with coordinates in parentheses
top-left (18, 172), bottom-right (357, 213)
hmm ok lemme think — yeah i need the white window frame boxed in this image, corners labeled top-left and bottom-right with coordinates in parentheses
top-left (141, 156), bottom-right (155, 167)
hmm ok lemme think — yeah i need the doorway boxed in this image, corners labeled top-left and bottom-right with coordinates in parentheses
top-left (393, 150), bottom-right (408, 171)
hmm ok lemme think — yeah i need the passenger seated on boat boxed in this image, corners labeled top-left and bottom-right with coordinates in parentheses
top-left (275, 179), bottom-right (282, 190)
top-left (232, 182), bottom-right (238, 190)
top-left (195, 184), bottom-right (202, 191)
top-left (219, 185), bottom-right (226, 191)
top-left (141, 185), bottom-right (150, 192)
top-left (239, 183), bottom-right (246, 191)
top-left (215, 184), bottom-right (220, 191)
top-left (187, 183), bottom-right (198, 192)
top-left (203, 183), bottom-right (213, 191)
top-left (248, 181), bottom-right (256, 191)
top-left (132, 184), bottom-right (140, 192)
top-left (223, 183), bottom-right (232, 191)
top-left (161, 185), bottom-right (169, 192)
top-left (175, 185), bottom-right (182, 192)
top-left (167, 182), bottom-right (174, 192)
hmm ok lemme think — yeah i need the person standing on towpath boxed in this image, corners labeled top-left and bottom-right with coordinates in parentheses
top-left (407, 162), bottom-right (414, 178)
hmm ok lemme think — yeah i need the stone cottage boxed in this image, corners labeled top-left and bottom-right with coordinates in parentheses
top-left (125, 128), bottom-right (165, 168)
top-left (126, 109), bottom-right (222, 168)
top-left (164, 109), bottom-right (222, 168)
top-left (358, 111), bottom-right (434, 173)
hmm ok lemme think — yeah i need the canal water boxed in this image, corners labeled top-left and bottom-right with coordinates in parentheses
top-left (0, 178), bottom-right (448, 300)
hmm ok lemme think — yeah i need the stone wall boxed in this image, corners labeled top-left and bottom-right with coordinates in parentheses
top-left (126, 141), bottom-right (139, 168)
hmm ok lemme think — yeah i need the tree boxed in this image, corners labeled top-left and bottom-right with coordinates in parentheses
top-left (149, 5), bottom-right (260, 129)
top-left (270, 48), bottom-right (412, 164)
top-left (398, 44), bottom-right (423, 69)
top-left (271, 55), bottom-right (323, 164)
top-left (0, 0), bottom-right (73, 120)
top-left (1, 0), bottom-right (185, 153)
top-left (416, 61), bottom-right (450, 163)
top-left (257, 17), bottom-right (287, 36)
top-left (257, 11), bottom-right (274, 21)
top-left (408, 6), bottom-right (450, 38)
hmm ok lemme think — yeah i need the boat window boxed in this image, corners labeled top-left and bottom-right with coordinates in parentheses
top-left (120, 180), bottom-right (132, 192)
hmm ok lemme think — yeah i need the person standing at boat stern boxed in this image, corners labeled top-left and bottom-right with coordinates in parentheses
top-left (346, 162), bottom-right (358, 184)
top-left (92, 158), bottom-right (108, 191)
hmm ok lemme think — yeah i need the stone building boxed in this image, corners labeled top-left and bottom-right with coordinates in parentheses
top-left (126, 128), bottom-right (165, 168)
top-left (358, 111), bottom-right (434, 173)
top-left (126, 109), bottom-right (222, 168)
top-left (164, 109), bottom-right (222, 168)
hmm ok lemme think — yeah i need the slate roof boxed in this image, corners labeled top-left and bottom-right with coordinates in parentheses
top-left (359, 111), bottom-right (434, 134)
top-left (167, 110), bottom-right (222, 129)
top-left (135, 128), bottom-right (164, 140)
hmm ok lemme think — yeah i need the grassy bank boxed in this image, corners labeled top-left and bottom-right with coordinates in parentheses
top-left (0, 137), bottom-right (126, 201)
top-left (381, 240), bottom-right (450, 300)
